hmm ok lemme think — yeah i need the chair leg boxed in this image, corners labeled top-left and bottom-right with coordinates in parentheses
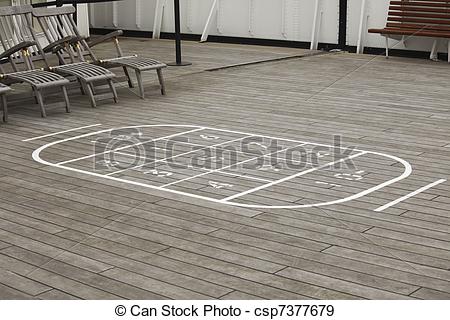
top-left (62, 86), bottom-right (71, 113)
top-left (85, 82), bottom-right (97, 108)
top-left (88, 83), bottom-right (97, 96)
top-left (157, 68), bottom-right (166, 95)
top-left (385, 36), bottom-right (389, 59)
top-left (430, 39), bottom-right (438, 61)
top-left (123, 67), bottom-right (134, 88)
top-left (135, 70), bottom-right (144, 99)
top-left (1, 95), bottom-right (7, 123)
top-left (448, 40), bottom-right (450, 63)
top-left (79, 79), bottom-right (86, 95)
top-left (107, 80), bottom-right (118, 103)
top-left (35, 90), bottom-right (47, 118)
top-left (33, 92), bottom-right (39, 104)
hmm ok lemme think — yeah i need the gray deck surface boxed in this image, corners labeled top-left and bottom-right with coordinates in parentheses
top-left (0, 38), bottom-right (449, 300)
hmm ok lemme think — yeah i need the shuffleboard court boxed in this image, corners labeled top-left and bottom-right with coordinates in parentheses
top-left (32, 125), bottom-right (413, 209)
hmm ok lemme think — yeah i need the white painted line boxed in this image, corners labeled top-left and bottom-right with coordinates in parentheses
top-left (222, 151), bottom-right (368, 201)
top-left (57, 128), bottom-right (205, 165)
top-left (374, 179), bottom-right (447, 212)
top-left (215, 169), bottom-right (273, 183)
top-left (31, 124), bottom-right (413, 209)
top-left (201, 126), bottom-right (364, 152)
top-left (22, 124), bottom-right (102, 142)
top-left (114, 150), bottom-right (160, 158)
top-left (113, 152), bottom-right (273, 183)
top-left (160, 144), bottom-right (306, 188)
top-left (106, 135), bottom-right (253, 176)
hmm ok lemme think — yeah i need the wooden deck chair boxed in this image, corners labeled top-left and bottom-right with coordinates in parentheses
top-left (0, 6), bottom-right (70, 118)
top-left (0, 83), bottom-right (10, 122)
top-left (33, 6), bottom-right (167, 99)
top-left (6, 5), bottom-right (117, 109)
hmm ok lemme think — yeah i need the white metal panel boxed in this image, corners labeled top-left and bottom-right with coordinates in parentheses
top-left (174, 0), bottom-right (214, 34)
top-left (251, 0), bottom-right (283, 39)
top-left (292, 0), bottom-right (317, 42)
top-left (90, 0), bottom-right (334, 43)
top-left (88, 0), bottom-right (447, 53)
top-left (114, 0), bottom-right (135, 29)
top-left (89, 2), bottom-right (113, 28)
top-left (210, 0), bottom-right (250, 37)
top-left (76, 4), bottom-right (90, 37)
top-left (318, 0), bottom-right (339, 44)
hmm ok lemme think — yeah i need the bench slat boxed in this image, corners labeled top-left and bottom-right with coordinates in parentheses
top-left (391, 1), bottom-right (450, 8)
top-left (390, 6), bottom-right (450, 14)
top-left (387, 16), bottom-right (450, 25)
top-left (386, 22), bottom-right (450, 31)
top-left (393, 0), bottom-right (450, 2)
top-left (390, 1), bottom-right (449, 8)
top-left (369, 28), bottom-right (450, 38)
top-left (388, 11), bottom-right (450, 20)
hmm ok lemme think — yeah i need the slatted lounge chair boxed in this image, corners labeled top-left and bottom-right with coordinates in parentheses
top-left (0, 83), bottom-right (10, 122)
top-left (0, 42), bottom-right (70, 118)
top-left (33, 6), bottom-right (167, 99)
top-left (2, 5), bottom-right (117, 109)
top-left (0, 6), bottom-right (71, 118)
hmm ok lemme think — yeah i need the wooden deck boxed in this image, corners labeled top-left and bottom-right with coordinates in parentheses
top-left (0, 38), bottom-right (449, 300)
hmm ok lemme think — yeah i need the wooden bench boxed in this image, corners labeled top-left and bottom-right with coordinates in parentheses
top-left (368, 0), bottom-right (450, 61)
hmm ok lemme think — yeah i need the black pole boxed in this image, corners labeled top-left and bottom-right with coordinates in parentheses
top-left (168, 0), bottom-right (191, 66)
top-left (338, 0), bottom-right (348, 49)
top-left (72, 1), bottom-right (78, 24)
top-left (174, 0), bottom-right (181, 64)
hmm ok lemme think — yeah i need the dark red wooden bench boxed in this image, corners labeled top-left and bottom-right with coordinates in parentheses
top-left (368, 0), bottom-right (450, 60)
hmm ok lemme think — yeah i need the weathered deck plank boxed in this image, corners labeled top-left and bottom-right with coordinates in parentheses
top-left (0, 38), bottom-right (449, 299)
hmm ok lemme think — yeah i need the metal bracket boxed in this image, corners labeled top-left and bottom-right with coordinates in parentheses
top-left (447, 40), bottom-right (450, 63)
top-left (88, 2), bottom-right (95, 27)
top-left (112, 0), bottom-right (118, 28)
top-left (248, 0), bottom-right (255, 36)
top-left (186, 0), bottom-right (193, 33)
top-left (430, 39), bottom-right (439, 61)
top-left (310, 0), bottom-right (323, 50)
top-left (153, 0), bottom-right (166, 39)
top-left (136, 0), bottom-right (142, 29)
top-left (356, 0), bottom-right (369, 54)
top-left (401, 35), bottom-right (409, 48)
top-left (281, 0), bottom-right (288, 39)
top-left (200, 0), bottom-right (219, 42)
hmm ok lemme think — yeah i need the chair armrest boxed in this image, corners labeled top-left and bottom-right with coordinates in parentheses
top-left (0, 41), bottom-right (37, 60)
top-left (87, 30), bottom-right (124, 47)
top-left (43, 35), bottom-right (79, 53)
top-left (48, 35), bottom-right (89, 54)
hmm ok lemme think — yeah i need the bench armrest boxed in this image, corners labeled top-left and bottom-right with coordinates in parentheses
top-left (87, 30), bottom-right (124, 48)
top-left (0, 41), bottom-right (37, 60)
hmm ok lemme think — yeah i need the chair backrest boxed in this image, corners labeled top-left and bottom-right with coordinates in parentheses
top-left (33, 6), bottom-right (97, 63)
top-left (0, 5), bottom-right (49, 72)
top-left (386, 0), bottom-right (450, 32)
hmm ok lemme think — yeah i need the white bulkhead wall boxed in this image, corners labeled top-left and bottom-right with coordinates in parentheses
top-left (89, 0), bottom-right (337, 43)
top-left (88, 0), bottom-right (444, 53)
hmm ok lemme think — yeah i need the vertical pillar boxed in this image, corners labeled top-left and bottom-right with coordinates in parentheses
top-left (338, 0), bottom-right (348, 49)
top-left (168, 0), bottom-right (191, 66)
